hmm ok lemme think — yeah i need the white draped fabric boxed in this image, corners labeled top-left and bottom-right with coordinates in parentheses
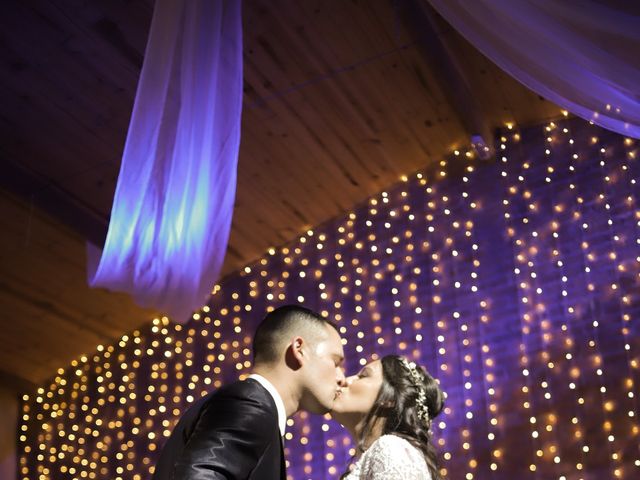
top-left (427, 0), bottom-right (640, 139)
top-left (90, 0), bottom-right (243, 322)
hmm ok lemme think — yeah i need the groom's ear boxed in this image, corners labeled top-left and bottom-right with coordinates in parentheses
top-left (286, 336), bottom-right (305, 369)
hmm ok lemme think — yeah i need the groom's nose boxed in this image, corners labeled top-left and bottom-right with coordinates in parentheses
top-left (336, 367), bottom-right (347, 387)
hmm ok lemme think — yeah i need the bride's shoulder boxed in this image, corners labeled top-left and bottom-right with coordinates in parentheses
top-left (369, 434), bottom-right (420, 452)
top-left (364, 434), bottom-right (426, 463)
top-left (359, 434), bottom-right (431, 479)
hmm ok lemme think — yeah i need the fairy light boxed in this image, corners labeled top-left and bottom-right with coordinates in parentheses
top-left (461, 165), bottom-right (500, 473)
top-left (422, 181), bottom-right (454, 477)
top-left (542, 127), bottom-right (591, 475)
top-left (534, 123), bottom-right (588, 475)
top-left (445, 156), bottom-right (483, 479)
top-left (500, 131), bottom-right (543, 475)
top-left (562, 122), bottom-right (623, 478)
top-left (619, 139), bottom-right (640, 436)
top-left (594, 133), bottom-right (640, 472)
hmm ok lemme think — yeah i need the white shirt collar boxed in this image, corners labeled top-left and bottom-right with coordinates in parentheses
top-left (248, 373), bottom-right (287, 436)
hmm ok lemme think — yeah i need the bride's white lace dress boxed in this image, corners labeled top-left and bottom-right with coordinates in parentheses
top-left (343, 434), bottom-right (432, 479)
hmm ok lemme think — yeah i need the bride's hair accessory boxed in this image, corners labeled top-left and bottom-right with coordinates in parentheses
top-left (399, 357), bottom-right (430, 423)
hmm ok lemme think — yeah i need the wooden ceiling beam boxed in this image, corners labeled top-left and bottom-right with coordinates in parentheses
top-left (396, 0), bottom-right (494, 159)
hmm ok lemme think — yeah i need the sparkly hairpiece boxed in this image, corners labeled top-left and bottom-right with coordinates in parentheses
top-left (399, 357), bottom-right (430, 424)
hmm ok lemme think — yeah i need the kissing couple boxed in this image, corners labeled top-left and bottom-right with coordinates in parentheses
top-left (153, 305), bottom-right (445, 479)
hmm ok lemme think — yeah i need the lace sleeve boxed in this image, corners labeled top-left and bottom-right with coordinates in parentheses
top-left (359, 435), bottom-right (432, 480)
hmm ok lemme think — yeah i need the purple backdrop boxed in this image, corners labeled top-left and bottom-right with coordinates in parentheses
top-left (19, 116), bottom-right (639, 479)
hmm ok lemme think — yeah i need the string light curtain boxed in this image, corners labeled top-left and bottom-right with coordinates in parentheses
top-left (21, 117), bottom-right (639, 479)
top-left (90, 0), bottom-right (243, 322)
top-left (426, 0), bottom-right (640, 139)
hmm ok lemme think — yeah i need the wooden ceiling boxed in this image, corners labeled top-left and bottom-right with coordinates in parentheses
top-left (0, 0), bottom-right (560, 389)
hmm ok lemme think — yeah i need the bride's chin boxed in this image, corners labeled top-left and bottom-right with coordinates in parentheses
top-left (329, 400), bottom-right (347, 417)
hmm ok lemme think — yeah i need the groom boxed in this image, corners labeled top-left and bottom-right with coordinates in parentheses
top-left (152, 304), bottom-right (346, 479)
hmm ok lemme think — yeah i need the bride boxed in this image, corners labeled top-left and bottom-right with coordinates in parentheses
top-left (331, 355), bottom-right (445, 479)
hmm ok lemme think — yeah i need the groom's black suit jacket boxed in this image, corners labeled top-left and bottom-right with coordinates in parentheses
top-left (152, 378), bottom-right (286, 480)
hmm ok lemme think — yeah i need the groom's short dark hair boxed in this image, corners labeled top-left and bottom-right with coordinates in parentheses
top-left (252, 305), bottom-right (337, 364)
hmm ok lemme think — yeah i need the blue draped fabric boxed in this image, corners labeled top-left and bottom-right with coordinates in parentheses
top-left (90, 0), bottom-right (243, 322)
top-left (427, 0), bottom-right (640, 139)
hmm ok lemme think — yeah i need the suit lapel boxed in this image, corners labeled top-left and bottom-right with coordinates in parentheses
top-left (279, 435), bottom-right (286, 480)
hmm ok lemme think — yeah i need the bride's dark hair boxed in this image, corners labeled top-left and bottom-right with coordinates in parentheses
top-left (342, 354), bottom-right (445, 479)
